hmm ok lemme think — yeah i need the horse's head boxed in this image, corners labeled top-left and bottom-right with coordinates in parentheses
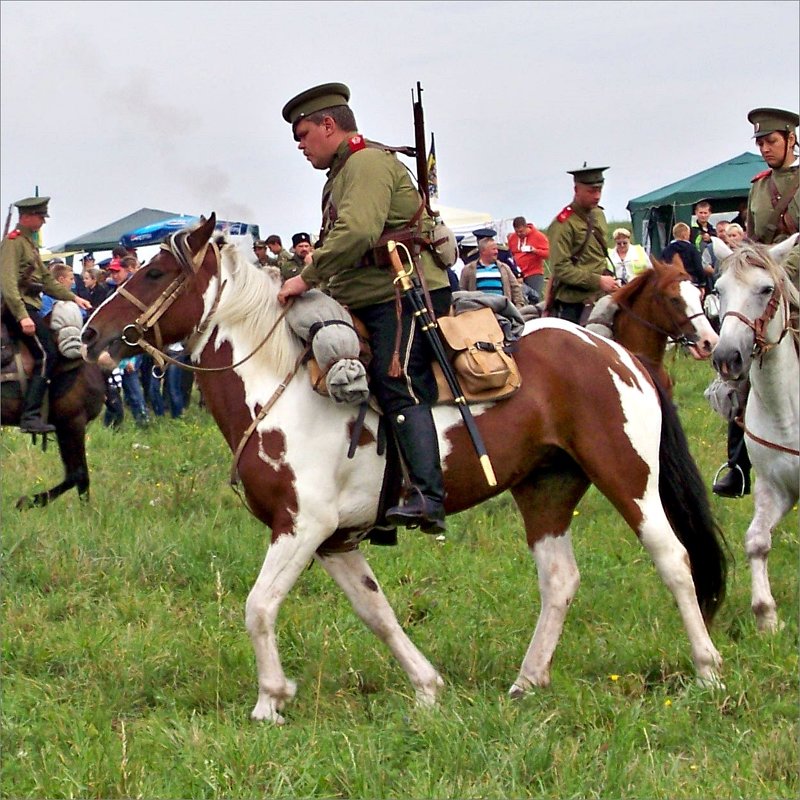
top-left (713, 243), bottom-right (796, 380)
top-left (616, 258), bottom-right (718, 357)
top-left (82, 214), bottom-right (218, 365)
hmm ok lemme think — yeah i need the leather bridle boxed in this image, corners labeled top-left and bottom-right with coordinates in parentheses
top-left (720, 280), bottom-right (790, 361)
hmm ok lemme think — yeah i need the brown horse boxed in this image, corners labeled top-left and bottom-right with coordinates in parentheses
top-left (82, 215), bottom-right (727, 724)
top-left (1, 321), bottom-right (106, 508)
top-left (589, 258), bottom-right (718, 398)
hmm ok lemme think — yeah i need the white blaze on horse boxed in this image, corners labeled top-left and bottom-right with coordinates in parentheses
top-left (81, 215), bottom-right (727, 724)
top-left (712, 241), bottom-right (799, 632)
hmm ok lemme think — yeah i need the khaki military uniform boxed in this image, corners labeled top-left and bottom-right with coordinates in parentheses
top-left (747, 163), bottom-right (799, 285)
top-left (300, 138), bottom-right (448, 310)
top-left (547, 204), bottom-right (609, 305)
top-left (270, 248), bottom-right (292, 272)
top-left (281, 255), bottom-right (304, 281)
top-left (0, 226), bottom-right (76, 321)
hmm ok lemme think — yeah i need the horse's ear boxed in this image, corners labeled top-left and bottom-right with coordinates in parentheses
top-left (186, 213), bottom-right (217, 254)
top-left (711, 237), bottom-right (733, 262)
top-left (768, 232), bottom-right (798, 264)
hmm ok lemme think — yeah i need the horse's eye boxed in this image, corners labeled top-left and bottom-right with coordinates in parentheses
top-left (760, 285), bottom-right (774, 296)
top-left (146, 268), bottom-right (164, 280)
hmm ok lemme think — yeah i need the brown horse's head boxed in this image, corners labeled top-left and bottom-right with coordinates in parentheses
top-left (614, 257), bottom-right (717, 358)
top-left (82, 214), bottom-right (218, 365)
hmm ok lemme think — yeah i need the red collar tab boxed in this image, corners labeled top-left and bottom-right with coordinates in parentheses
top-left (7, 230), bottom-right (20, 239)
top-left (752, 169), bottom-right (771, 183)
top-left (557, 206), bottom-right (574, 223)
top-left (347, 135), bottom-right (366, 153)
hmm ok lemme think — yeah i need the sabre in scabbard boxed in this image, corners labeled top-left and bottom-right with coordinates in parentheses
top-left (387, 240), bottom-right (497, 488)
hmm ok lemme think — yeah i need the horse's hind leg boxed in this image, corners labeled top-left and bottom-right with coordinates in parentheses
top-left (316, 548), bottom-right (444, 706)
top-left (637, 503), bottom-right (723, 685)
top-left (510, 531), bottom-right (580, 697)
top-left (509, 471), bottom-right (585, 696)
top-left (246, 532), bottom-right (325, 724)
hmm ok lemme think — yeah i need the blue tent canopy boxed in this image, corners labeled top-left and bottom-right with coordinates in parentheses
top-left (120, 216), bottom-right (260, 249)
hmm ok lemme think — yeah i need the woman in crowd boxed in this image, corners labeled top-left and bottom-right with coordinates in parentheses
top-left (607, 228), bottom-right (650, 284)
top-left (82, 267), bottom-right (112, 307)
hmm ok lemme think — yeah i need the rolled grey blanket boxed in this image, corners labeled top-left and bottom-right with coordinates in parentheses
top-left (285, 289), bottom-right (369, 404)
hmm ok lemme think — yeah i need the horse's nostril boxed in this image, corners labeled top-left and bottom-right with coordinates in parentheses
top-left (81, 327), bottom-right (96, 345)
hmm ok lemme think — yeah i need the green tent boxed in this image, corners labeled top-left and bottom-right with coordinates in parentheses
top-left (50, 207), bottom-right (183, 253)
top-left (626, 152), bottom-right (764, 254)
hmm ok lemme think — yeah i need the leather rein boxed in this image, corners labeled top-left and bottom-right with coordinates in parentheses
top-left (111, 228), bottom-right (309, 498)
top-left (115, 229), bottom-right (293, 376)
top-left (723, 279), bottom-right (800, 456)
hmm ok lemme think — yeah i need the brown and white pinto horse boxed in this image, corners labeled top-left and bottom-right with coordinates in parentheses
top-left (603, 258), bottom-right (718, 398)
top-left (82, 215), bottom-right (727, 724)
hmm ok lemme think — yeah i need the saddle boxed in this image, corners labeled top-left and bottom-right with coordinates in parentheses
top-left (308, 304), bottom-right (521, 406)
top-left (0, 316), bottom-right (82, 399)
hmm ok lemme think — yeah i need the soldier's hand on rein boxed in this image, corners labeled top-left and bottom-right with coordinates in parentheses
top-left (20, 317), bottom-right (35, 335)
top-left (599, 275), bottom-right (620, 293)
top-left (278, 275), bottom-right (310, 305)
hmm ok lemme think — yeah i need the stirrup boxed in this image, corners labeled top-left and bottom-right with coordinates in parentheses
top-left (712, 462), bottom-right (746, 497)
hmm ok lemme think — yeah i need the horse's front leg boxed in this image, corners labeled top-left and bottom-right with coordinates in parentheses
top-left (746, 482), bottom-right (790, 632)
top-left (246, 529), bottom-right (326, 724)
top-left (316, 549), bottom-right (444, 706)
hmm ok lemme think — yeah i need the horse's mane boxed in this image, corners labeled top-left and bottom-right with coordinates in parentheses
top-left (721, 243), bottom-right (800, 309)
top-left (210, 234), bottom-right (304, 375)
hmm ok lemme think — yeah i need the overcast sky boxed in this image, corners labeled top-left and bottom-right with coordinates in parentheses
top-left (1, 0), bottom-right (798, 252)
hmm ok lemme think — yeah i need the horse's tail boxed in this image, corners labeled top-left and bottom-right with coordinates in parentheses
top-left (655, 378), bottom-right (728, 623)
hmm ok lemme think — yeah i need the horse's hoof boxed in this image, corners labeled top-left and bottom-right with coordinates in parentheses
top-left (696, 673), bottom-right (726, 691)
top-left (15, 496), bottom-right (34, 511)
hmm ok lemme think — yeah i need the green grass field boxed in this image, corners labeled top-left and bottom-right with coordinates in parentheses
top-left (2, 353), bottom-right (797, 799)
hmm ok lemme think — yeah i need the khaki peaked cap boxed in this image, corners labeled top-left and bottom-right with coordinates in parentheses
top-left (747, 107), bottom-right (799, 138)
top-left (282, 83), bottom-right (351, 129)
top-left (14, 196), bottom-right (50, 216)
top-left (567, 166), bottom-right (608, 186)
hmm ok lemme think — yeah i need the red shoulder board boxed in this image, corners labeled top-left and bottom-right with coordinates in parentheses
top-left (347, 134), bottom-right (366, 153)
top-left (7, 230), bottom-right (20, 239)
top-left (751, 169), bottom-right (771, 183)
top-left (556, 206), bottom-right (573, 223)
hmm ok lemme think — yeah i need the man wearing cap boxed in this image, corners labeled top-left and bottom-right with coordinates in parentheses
top-left (282, 232), bottom-right (313, 281)
top-left (253, 240), bottom-right (270, 268)
top-left (0, 197), bottom-right (91, 433)
top-left (546, 166), bottom-right (619, 324)
top-left (712, 107), bottom-right (799, 499)
top-left (278, 82), bottom-right (451, 535)
top-left (266, 235), bottom-right (291, 271)
top-left (463, 227), bottom-right (520, 275)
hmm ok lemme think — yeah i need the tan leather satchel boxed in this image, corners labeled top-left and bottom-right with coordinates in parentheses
top-left (433, 306), bottom-right (521, 404)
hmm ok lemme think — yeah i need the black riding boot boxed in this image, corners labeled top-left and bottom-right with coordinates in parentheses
top-left (385, 404), bottom-right (446, 534)
top-left (712, 421), bottom-right (751, 498)
top-left (20, 375), bottom-right (56, 434)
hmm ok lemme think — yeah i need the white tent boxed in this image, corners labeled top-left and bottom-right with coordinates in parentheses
top-left (435, 204), bottom-right (494, 233)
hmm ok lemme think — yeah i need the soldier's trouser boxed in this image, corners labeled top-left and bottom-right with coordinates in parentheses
top-left (353, 287), bottom-right (452, 532)
top-left (726, 420), bottom-right (751, 476)
top-left (4, 304), bottom-right (58, 379)
top-left (552, 300), bottom-right (585, 325)
top-left (352, 287), bottom-right (452, 414)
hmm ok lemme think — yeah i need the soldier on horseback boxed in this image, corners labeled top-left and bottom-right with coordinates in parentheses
top-left (278, 83), bottom-right (452, 535)
top-left (0, 196), bottom-right (91, 433)
top-left (713, 107), bottom-right (799, 498)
